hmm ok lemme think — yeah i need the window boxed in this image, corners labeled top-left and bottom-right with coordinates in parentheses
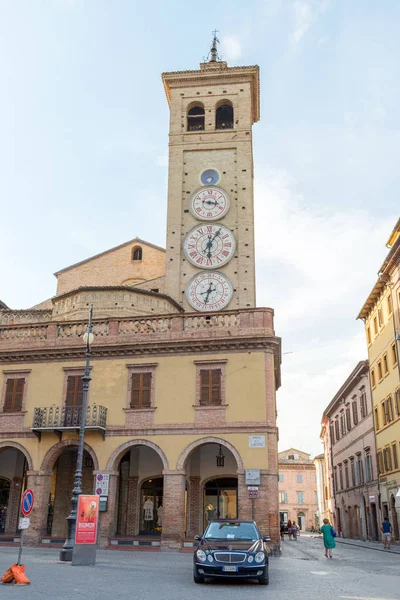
top-left (367, 326), bottom-right (371, 344)
top-left (187, 104), bottom-right (205, 131)
top-left (350, 459), bottom-right (356, 486)
top-left (378, 307), bottom-right (383, 327)
top-left (374, 407), bottom-right (380, 430)
top-left (360, 387), bottom-right (368, 418)
top-left (333, 468), bottom-right (338, 492)
top-left (339, 465), bottom-right (344, 490)
top-left (279, 492), bottom-right (288, 503)
top-left (356, 457), bottom-right (364, 484)
top-left (65, 375), bottom-right (83, 407)
top-left (371, 370), bottom-right (376, 388)
top-left (3, 378), bottom-right (25, 412)
top-left (346, 406), bottom-right (352, 431)
top-left (352, 400), bottom-right (359, 426)
top-left (377, 451), bottom-right (384, 474)
top-left (392, 343), bottom-right (398, 366)
top-left (373, 316), bottom-right (378, 335)
top-left (335, 419), bottom-right (340, 441)
top-left (288, 454), bottom-right (295, 460)
top-left (344, 461), bottom-right (350, 488)
top-left (315, 491), bottom-right (318, 504)
top-left (279, 473), bottom-right (284, 482)
top-left (215, 102), bottom-right (234, 130)
top-left (383, 396), bottom-right (394, 425)
top-left (387, 294), bottom-right (392, 315)
top-left (392, 444), bottom-right (398, 471)
top-left (296, 474), bottom-right (303, 483)
top-left (365, 454), bottom-right (373, 481)
top-left (329, 423), bottom-right (335, 444)
top-left (395, 389), bottom-right (400, 417)
top-left (383, 353), bottom-right (389, 375)
top-left (297, 492), bottom-right (304, 504)
top-left (383, 447), bottom-right (392, 472)
top-left (377, 361), bottom-right (383, 381)
top-left (200, 369), bottom-right (222, 406)
top-left (130, 373), bottom-right (152, 408)
top-left (340, 412), bottom-right (346, 435)
top-left (132, 246), bottom-right (142, 261)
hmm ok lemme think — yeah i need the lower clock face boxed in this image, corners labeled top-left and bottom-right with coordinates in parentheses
top-left (183, 223), bottom-right (236, 268)
top-left (186, 271), bottom-right (233, 312)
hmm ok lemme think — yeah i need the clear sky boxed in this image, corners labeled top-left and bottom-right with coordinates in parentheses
top-left (1, 1), bottom-right (399, 456)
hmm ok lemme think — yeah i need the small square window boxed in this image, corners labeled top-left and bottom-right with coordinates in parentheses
top-left (296, 474), bottom-right (303, 483)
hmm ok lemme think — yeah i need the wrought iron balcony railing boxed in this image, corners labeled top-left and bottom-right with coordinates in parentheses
top-left (31, 404), bottom-right (107, 440)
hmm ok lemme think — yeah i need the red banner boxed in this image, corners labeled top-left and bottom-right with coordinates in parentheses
top-left (75, 495), bottom-right (99, 545)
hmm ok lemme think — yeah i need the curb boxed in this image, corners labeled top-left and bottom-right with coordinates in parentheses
top-left (335, 539), bottom-right (400, 555)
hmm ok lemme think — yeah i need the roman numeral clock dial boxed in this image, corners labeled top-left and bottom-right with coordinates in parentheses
top-left (190, 187), bottom-right (230, 220)
top-left (186, 271), bottom-right (233, 312)
top-left (183, 223), bottom-right (236, 268)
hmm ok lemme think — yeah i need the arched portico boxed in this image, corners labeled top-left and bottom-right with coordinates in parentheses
top-left (0, 442), bottom-right (30, 534)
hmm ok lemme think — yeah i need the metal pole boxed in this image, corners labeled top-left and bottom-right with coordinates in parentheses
top-left (252, 498), bottom-right (255, 521)
top-left (17, 529), bottom-right (23, 565)
top-left (60, 305), bottom-right (93, 562)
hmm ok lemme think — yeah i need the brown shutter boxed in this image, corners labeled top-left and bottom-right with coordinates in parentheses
top-left (200, 370), bottom-right (210, 406)
top-left (141, 373), bottom-right (152, 408)
top-left (211, 369), bottom-right (221, 405)
top-left (66, 376), bottom-right (76, 407)
top-left (3, 379), bottom-right (24, 412)
top-left (13, 378), bottom-right (24, 411)
top-left (131, 374), bottom-right (141, 408)
top-left (4, 379), bottom-right (15, 412)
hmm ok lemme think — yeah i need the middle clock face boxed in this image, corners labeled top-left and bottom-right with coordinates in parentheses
top-left (183, 223), bottom-right (236, 269)
top-left (190, 186), bottom-right (230, 221)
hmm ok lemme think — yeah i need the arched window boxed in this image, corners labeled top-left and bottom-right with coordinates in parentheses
top-left (187, 105), bottom-right (205, 131)
top-left (216, 103), bottom-right (234, 130)
top-left (132, 247), bottom-right (142, 261)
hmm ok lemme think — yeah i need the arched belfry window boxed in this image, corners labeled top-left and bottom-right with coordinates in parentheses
top-left (132, 246), bottom-right (142, 261)
top-left (216, 103), bottom-right (234, 130)
top-left (187, 105), bottom-right (205, 131)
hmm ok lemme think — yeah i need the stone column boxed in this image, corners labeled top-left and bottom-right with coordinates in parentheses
top-left (126, 476), bottom-right (139, 536)
top-left (5, 477), bottom-right (23, 534)
top-left (23, 470), bottom-right (52, 546)
top-left (188, 476), bottom-right (201, 537)
top-left (117, 462), bottom-right (129, 535)
top-left (161, 471), bottom-right (186, 551)
top-left (98, 471), bottom-right (119, 548)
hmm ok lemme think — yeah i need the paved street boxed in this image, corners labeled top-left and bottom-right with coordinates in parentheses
top-left (0, 535), bottom-right (399, 599)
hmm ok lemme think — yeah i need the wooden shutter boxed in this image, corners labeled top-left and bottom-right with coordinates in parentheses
top-left (141, 373), bottom-right (151, 408)
top-left (211, 369), bottom-right (221, 405)
top-left (66, 376), bottom-right (83, 407)
top-left (131, 374), bottom-right (141, 408)
top-left (352, 401), bottom-right (358, 425)
top-left (131, 373), bottom-right (152, 408)
top-left (200, 370), bottom-right (210, 405)
top-left (200, 369), bottom-right (222, 406)
top-left (3, 378), bottom-right (24, 412)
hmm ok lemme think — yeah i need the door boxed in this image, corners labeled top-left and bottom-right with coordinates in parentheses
top-left (139, 478), bottom-right (163, 536)
top-left (297, 512), bottom-right (306, 530)
top-left (204, 478), bottom-right (238, 529)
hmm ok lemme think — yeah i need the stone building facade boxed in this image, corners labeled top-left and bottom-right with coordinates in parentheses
top-left (278, 449), bottom-right (318, 531)
top-left (0, 46), bottom-right (281, 551)
top-left (321, 361), bottom-right (380, 540)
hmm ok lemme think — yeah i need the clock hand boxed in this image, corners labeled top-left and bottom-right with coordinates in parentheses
top-left (204, 284), bottom-right (216, 304)
top-left (210, 228), bottom-right (221, 243)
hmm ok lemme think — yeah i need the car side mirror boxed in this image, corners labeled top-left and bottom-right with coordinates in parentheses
top-left (262, 536), bottom-right (271, 542)
top-left (194, 535), bottom-right (202, 541)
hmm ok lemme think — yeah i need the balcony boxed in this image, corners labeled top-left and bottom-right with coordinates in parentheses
top-left (31, 404), bottom-right (107, 440)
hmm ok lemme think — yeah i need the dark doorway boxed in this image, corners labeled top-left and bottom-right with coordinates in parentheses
top-left (140, 478), bottom-right (163, 536)
top-left (0, 478), bottom-right (10, 533)
top-left (391, 495), bottom-right (399, 540)
top-left (371, 503), bottom-right (378, 540)
top-left (204, 477), bottom-right (238, 529)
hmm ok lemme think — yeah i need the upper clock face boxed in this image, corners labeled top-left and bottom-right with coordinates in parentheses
top-left (183, 223), bottom-right (236, 269)
top-left (186, 271), bottom-right (233, 312)
top-left (190, 187), bottom-right (230, 221)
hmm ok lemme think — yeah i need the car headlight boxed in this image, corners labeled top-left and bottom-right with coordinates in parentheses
top-left (196, 550), bottom-right (207, 562)
top-left (255, 552), bottom-right (265, 563)
top-left (247, 555), bottom-right (254, 563)
top-left (207, 554), bottom-right (213, 563)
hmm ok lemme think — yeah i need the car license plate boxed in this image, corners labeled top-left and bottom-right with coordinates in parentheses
top-left (222, 566), bottom-right (238, 572)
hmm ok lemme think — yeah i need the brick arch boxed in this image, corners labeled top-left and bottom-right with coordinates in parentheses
top-left (106, 439), bottom-right (169, 472)
top-left (0, 441), bottom-right (33, 471)
top-left (177, 437), bottom-right (243, 472)
top-left (40, 440), bottom-right (99, 472)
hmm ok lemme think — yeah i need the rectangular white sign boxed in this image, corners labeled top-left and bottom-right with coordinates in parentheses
top-left (369, 496), bottom-right (375, 502)
top-left (249, 435), bottom-right (266, 448)
top-left (245, 469), bottom-right (261, 485)
top-left (19, 517), bottom-right (30, 530)
top-left (95, 473), bottom-right (110, 496)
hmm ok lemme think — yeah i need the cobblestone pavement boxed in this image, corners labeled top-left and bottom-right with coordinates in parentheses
top-left (0, 535), bottom-right (399, 599)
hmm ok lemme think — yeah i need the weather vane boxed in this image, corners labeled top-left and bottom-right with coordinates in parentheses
top-left (203, 30), bottom-right (222, 62)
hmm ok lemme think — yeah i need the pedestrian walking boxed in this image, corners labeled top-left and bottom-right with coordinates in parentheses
top-left (280, 522), bottom-right (285, 541)
top-left (296, 522), bottom-right (300, 537)
top-left (292, 522), bottom-right (297, 540)
top-left (320, 518), bottom-right (336, 558)
top-left (381, 516), bottom-right (392, 550)
top-left (287, 519), bottom-right (292, 540)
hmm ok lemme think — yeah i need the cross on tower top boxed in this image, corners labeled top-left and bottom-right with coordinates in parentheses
top-left (206, 30), bottom-right (221, 63)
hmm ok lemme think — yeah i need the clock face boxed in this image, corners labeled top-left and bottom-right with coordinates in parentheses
top-left (186, 271), bottom-right (233, 312)
top-left (190, 187), bottom-right (230, 221)
top-left (183, 223), bottom-right (236, 268)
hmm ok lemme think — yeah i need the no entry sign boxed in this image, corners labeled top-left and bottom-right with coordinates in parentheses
top-left (21, 489), bottom-right (34, 516)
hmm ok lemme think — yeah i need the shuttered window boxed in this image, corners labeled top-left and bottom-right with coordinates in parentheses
top-left (200, 369), bottom-right (222, 406)
top-left (66, 376), bottom-right (83, 407)
top-left (3, 378), bottom-right (25, 412)
top-left (131, 373), bottom-right (152, 408)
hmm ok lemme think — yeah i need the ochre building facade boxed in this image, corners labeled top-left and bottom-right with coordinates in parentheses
top-left (0, 51), bottom-right (281, 551)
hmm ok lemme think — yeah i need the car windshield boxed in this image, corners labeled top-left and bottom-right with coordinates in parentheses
top-left (204, 522), bottom-right (258, 541)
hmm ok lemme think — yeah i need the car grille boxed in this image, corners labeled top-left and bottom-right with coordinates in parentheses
top-left (214, 552), bottom-right (247, 564)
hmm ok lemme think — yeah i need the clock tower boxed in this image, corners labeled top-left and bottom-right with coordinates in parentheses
top-left (162, 36), bottom-right (260, 312)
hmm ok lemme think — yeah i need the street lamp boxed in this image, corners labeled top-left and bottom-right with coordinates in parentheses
top-left (60, 305), bottom-right (94, 562)
top-left (216, 445), bottom-right (225, 468)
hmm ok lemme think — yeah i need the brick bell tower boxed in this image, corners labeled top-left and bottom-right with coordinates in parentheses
top-left (162, 34), bottom-right (260, 312)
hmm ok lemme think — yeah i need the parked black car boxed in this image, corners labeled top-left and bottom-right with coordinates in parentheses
top-left (193, 519), bottom-right (270, 585)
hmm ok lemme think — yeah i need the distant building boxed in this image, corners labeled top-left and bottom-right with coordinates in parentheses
top-left (314, 453), bottom-right (328, 526)
top-left (278, 448), bottom-right (318, 530)
top-left (321, 361), bottom-right (379, 540)
top-left (357, 219), bottom-right (400, 539)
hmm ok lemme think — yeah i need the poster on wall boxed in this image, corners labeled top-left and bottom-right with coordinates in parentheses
top-left (75, 495), bottom-right (99, 545)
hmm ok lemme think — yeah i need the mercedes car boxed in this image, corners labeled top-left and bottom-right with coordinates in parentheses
top-left (193, 519), bottom-right (270, 585)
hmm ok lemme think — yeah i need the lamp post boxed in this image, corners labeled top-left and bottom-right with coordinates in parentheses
top-left (60, 305), bottom-right (94, 562)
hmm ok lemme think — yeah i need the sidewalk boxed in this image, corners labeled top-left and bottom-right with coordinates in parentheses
top-left (310, 534), bottom-right (400, 555)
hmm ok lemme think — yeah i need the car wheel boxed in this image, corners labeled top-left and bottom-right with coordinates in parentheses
top-left (258, 576), bottom-right (269, 585)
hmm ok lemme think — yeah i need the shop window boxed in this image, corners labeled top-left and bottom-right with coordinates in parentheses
top-left (216, 102), bottom-right (234, 130)
top-left (132, 246), bottom-right (143, 261)
top-left (187, 104), bottom-right (205, 131)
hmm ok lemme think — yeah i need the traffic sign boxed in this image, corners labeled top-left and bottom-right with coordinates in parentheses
top-left (19, 517), bottom-right (30, 530)
top-left (248, 486), bottom-right (259, 499)
top-left (21, 489), bottom-right (34, 516)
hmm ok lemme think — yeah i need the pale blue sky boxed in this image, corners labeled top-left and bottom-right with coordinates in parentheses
top-left (1, 1), bottom-right (399, 454)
